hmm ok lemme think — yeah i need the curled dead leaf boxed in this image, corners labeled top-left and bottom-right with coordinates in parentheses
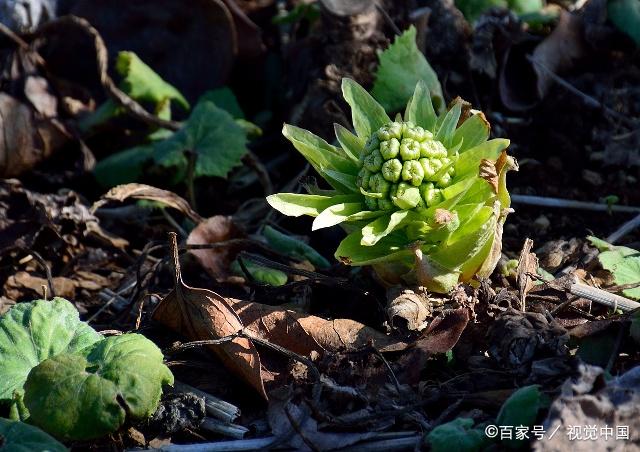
top-left (152, 233), bottom-right (267, 399)
top-left (0, 93), bottom-right (68, 177)
top-left (227, 299), bottom-right (406, 355)
top-left (91, 183), bottom-right (203, 223)
top-left (187, 216), bottom-right (244, 281)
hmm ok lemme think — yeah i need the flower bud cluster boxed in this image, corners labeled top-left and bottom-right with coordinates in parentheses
top-left (356, 121), bottom-right (455, 211)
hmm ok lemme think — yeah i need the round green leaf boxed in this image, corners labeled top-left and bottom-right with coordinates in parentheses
top-left (24, 334), bottom-right (173, 440)
top-left (0, 298), bottom-right (102, 401)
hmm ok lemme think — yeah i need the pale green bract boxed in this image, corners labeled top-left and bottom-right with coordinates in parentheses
top-left (267, 79), bottom-right (517, 293)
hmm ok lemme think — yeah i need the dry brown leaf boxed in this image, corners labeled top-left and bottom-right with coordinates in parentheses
top-left (187, 216), bottom-right (244, 280)
top-left (0, 93), bottom-right (68, 178)
top-left (227, 299), bottom-right (406, 355)
top-left (152, 233), bottom-right (267, 399)
top-left (516, 238), bottom-right (538, 310)
top-left (91, 183), bottom-right (203, 223)
top-left (532, 11), bottom-right (586, 99)
top-left (414, 307), bottom-right (470, 354)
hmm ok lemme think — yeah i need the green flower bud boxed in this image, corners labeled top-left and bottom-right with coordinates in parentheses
top-left (403, 124), bottom-right (432, 142)
top-left (357, 167), bottom-right (372, 190)
top-left (420, 139), bottom-right (448, 159)
top-left (391, 182), bottom-right (422, 209)
top-left (401, 160), bottom-right (424, 186)
top-left (419, 182), bottom-right (443, 207)
top-left (400, 138), bottom-right (421, 160)
top-left (363, 149), bottom-right (383, 172)
top-left (363, 135), bottom-right (380, 155)
top-left (363, 195), bottom-right (378, 211)
top-left (378, 198), bottom-right (395, 211)
top-left (381, 158), bottom-right (402, 182)
top-left (377, 122), bottom-right (403, 141)
top-left (380, 138), bottom-right (400, 159)
top-left (369, 173), bottom-right (391, 195)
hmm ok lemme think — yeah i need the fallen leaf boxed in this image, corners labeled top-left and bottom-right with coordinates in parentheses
top-left (0, 93), bottom-right (68, 178)
top-left (516, 238), bottom-right (538, 309)
top-left (414, 307), bottom-right (470, 354)
top-left (152, 233), bottom-right (267, 399)
top-left (531, 11), bottom-right (587, 99)
top-left (91, 183), bottom-right (203, 223)
top-left (227, 299), bottom-right (405, 355)
top-left (187, 216), bottom-right (244, 280)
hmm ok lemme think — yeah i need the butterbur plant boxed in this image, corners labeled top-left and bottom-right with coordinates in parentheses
top-left (267, 79), bottom-right (517, 292)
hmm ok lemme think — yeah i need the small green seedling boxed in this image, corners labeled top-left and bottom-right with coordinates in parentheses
top-left (267, 78), bottom-right (516, 293)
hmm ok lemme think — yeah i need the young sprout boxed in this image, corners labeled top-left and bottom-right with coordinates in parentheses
top-left (267, 79), bottom-right (517, 293)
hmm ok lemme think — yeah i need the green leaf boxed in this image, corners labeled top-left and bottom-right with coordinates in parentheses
top-left (426, 418), bottom-right (490, 452)
top-left (334, 124), bottom-right (364, 162)
top-left (153, 100), bottom-right (248, 179)
top-left (453, 113), bottom-right (490, 152)
top-left (404, 80), bottom-right (438, 131)
top-left (371, 26), bottom-right (444, 113)
top-left (335, 229), bottom-right (413, 266)
top-left (230, 259), bottom-right (288, 286)
top-left (454, 139), bottom-right (510, 177)
top-left (496, 385), bottom-right (546, 448)
top-left (198, 87), bottom-right (244, 118)
top-left (313, 202), bottom-right (371, 230)
top-left (93, 145), bottom-right (153, 188)
top-left (361, 211), bottom-right (415, 246)
top-left (594, 242), bottom-right (640, 300)
top-left (24, 334), bottom-right (173, 440)
top-left (0, 298), bottom-right (102, 402)
top-left (116, 51), bottom-right (189, 110)
top-left (263, 225), bottom-right (330, 269)
top-left (435, 102), bottom-right (463, 146)
top-left (341, 78), bottom-right (391, 139)
top-left (266, 193), bottom-right (361, 217)
top-left (0, 418), bottom-right (67, 452)
top-left (608, 0), bottom-right (640, 46)
top-left (283, 124), bottom-right (359, 192)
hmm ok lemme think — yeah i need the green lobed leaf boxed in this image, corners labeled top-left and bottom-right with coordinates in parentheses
top-left (263, 225), bottom-right (330, 269)
top-left (426, 418), bottom-right (490, 452)
top-left (404, 80), bottom-right (438, 131)
top-left (153, 100), bottom-right (248, 179)
top-left (0, 418), bottom-right (67, 452)
top-left (342, 78), bottom-right (391, 139)
top-left (116, 51), bottom-right (189, 111)
top-left (24, 334), bottom-right (173, 440)
top-left (94, 145), bottom-right (153, 188)
top-left (0, 298), bottom-right (102, 402)
top-left (587, 238), bottom-right (640, 300)
top-left (371, 26), bottom-right (444, 113)
top-left (198, 87), bottom-right (245, 119)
